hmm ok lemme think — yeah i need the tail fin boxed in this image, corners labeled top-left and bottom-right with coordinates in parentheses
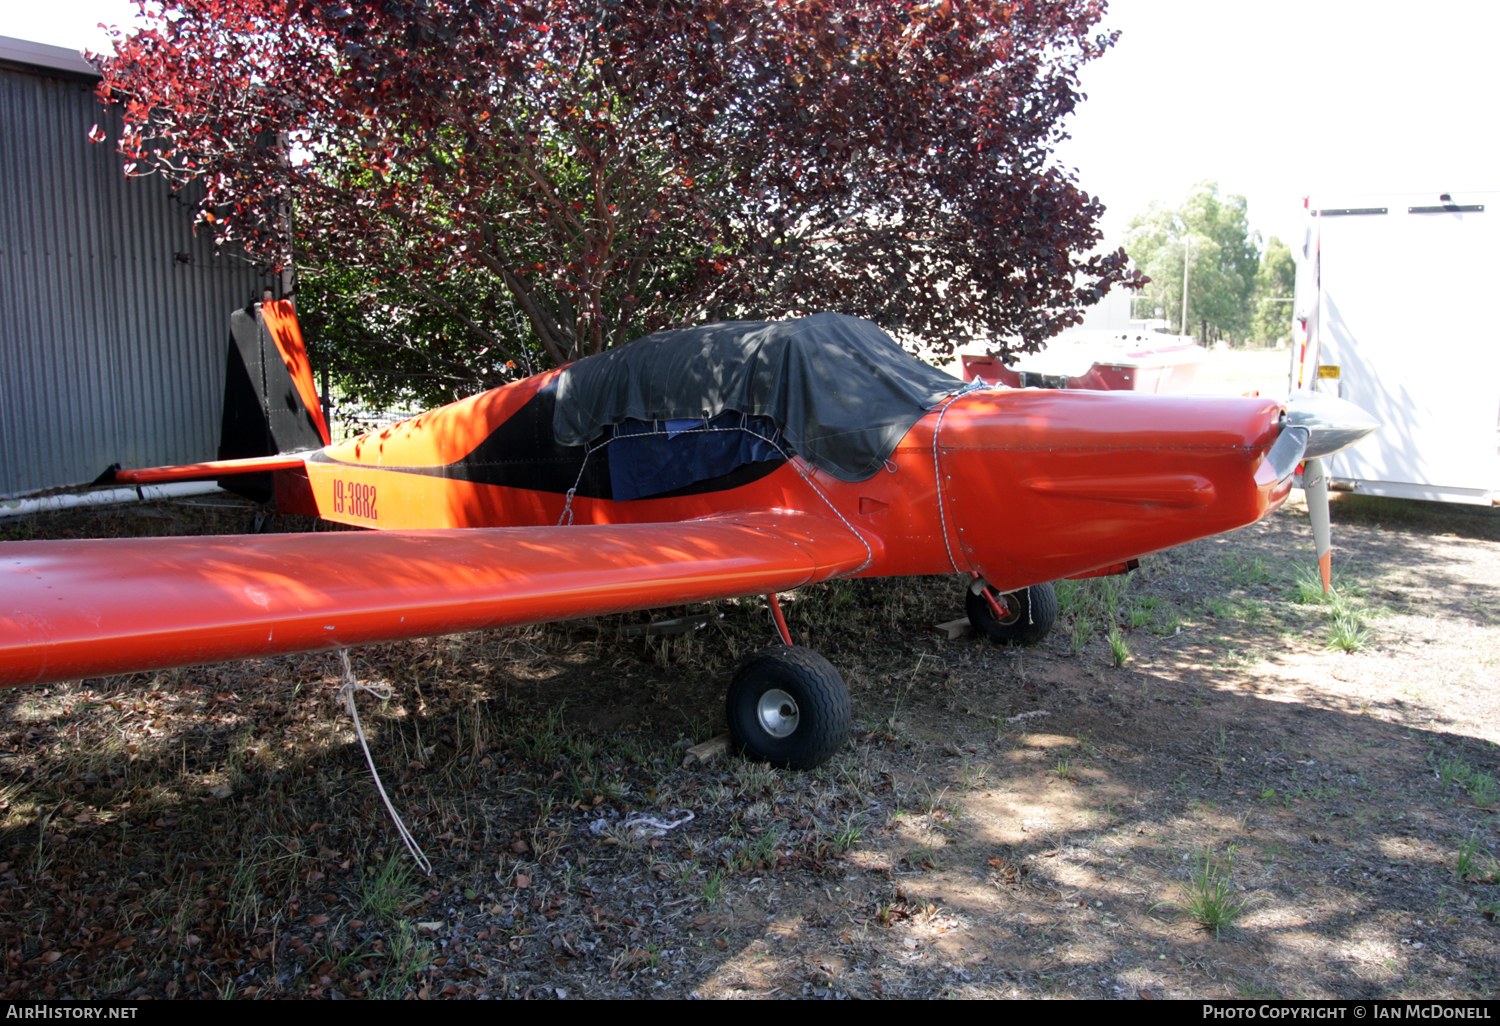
top-left (219, 300), bottom-right (330, 502)
top-left (221, 300), bottom-right (330, 459)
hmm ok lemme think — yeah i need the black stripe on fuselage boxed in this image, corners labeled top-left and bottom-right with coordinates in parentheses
top-left (311, 382), bottom-right (788, 500)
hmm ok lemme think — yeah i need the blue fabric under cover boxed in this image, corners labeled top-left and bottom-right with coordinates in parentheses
top-left (607, 412), bottom-right (784, 501)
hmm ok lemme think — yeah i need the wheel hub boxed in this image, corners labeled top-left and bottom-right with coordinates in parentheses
top-left (987, 589), bottom-right (1021, 625)
top-left (757, 688), bottom-right (800, 738)
top-left (995, 594), bottom-right (1022, 624)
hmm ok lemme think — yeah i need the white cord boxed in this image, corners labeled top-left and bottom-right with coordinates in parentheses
top-left (931, 394), bottom-right (966, 574)
top-left (1006, 709), bottom-right (1051, 724)
top-left (588, 810), bottom-right (695, 839)
top-left (623, 812), bottom-right (696, 838)
top-left (930, 381), bottom-right (998, 576)
top-left (337, 650), bottom-right (433, 876)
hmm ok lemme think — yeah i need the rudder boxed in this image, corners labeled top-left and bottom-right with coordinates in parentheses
top-left (219, 300), bottom-right (330, 502)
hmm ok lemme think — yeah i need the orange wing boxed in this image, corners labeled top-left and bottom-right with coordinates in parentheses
top-left (0, 512), bottom-right (870, 689)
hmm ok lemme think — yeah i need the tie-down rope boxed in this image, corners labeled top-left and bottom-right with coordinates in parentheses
top-left (337, 649), bottom-right (432, 875)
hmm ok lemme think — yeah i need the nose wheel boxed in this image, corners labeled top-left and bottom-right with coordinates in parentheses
top-left (727, 645), bottom-right (850, 770)
top-left (966, 580), bottom-right (1058, 646)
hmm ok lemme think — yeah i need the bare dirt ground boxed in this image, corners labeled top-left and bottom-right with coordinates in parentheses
top-left (0, 485), bottom-right (1496, 1001)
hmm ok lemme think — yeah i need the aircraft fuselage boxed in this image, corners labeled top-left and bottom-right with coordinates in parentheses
top-left (297, 370), bottom-right (1291, 593)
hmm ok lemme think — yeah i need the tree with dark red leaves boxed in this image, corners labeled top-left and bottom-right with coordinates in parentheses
top-left (96, 0), bottom-right (1140, 382)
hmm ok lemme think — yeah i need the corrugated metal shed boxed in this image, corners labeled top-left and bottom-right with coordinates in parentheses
top-left (0, 35), bottom-right (274, 499)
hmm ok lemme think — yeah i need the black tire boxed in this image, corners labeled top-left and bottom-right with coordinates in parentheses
top-left (966, 580), bottom-right (1058, 646)
top-left (727, 646), bottom-right (851, 770)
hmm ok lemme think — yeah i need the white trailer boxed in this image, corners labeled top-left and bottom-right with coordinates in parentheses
top-left (1292, 190), bottom-right (1500, 505)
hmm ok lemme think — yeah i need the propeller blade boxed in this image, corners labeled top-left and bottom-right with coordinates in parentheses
top-left (1281, 389), bottom-right (1375, 594)
top-left (1260, 425), bottom-right (1309, 484)
top-left (1304, 456), bottom-right (1332, 593)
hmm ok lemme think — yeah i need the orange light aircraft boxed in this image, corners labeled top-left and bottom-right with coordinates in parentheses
top-left (0, 302), bottom-right (1377, 768)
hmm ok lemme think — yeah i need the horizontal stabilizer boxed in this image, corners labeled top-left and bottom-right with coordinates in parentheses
top-left (0, 511), bottom-right (870, 688)
top-left (107, 454), bottom-right (311, 485)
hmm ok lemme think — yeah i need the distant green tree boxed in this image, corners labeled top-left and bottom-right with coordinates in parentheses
top-left (1251, 236), bottom-right (1297, 347)
top-left (1124, 181), bottom-right (1261, 344)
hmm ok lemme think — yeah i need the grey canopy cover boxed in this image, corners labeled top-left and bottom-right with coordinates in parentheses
top-left (552, 313), bottom-right (963, 483)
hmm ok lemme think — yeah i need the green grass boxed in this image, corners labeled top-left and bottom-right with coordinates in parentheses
top-left (703, 868), bottom-right (725, 906)
top-left (1228, 555), bottom-right (1275, 588)
top-left (225, 836), bottom-right (307, 929)
top-left (1457, 836), bottom-right (1478, 878)
top-left (1070, 615), bottom-right (1092, 655)
top-left (360, 851), bottom-right (419, 920)
top-left (1054, 573), bottom-right (1189, 651)
top-left (1055, 579), bottom-right (1088, 619)
top-left (736, 829), bottom-right (782, 872)
top-left (514, 704), bottom-right (567, 765)
top-left (1154, 849), bottom-right (1247, 938)
top-left (1293, 565), bottom-right (1369, 607)
top-left (1058, 575), bottom-right (1154, 654)
top-left (375, 921), bottom-right (432, 999)
top-left (1200, 596), bottom-right (1237, 620)
top-left (1437, 755), bottom-right (1471, 788)
top-left (1327, 612), bottom-right (1372, 652)
top-left (906, 844), bottom-right (942, 869)
top-left (1293, 565), bottom-right (1332, 605)
top-left (1292, 566), bottom-right (1376, 651)
top-left (1127, 598), bottom-right (1157, 629)
top-left (832, 815), bottom-right (865, 853)
top-left (1436, 755), bottom-right (1498, 809)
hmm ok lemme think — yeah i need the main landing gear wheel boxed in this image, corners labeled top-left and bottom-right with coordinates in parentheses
top-left (966, 580), bottom-right (1058, 647)
top-left (727, 645), bottom-right (851, 770)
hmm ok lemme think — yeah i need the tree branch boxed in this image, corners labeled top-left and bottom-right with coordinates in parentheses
top-left (405, 280), bottom-right (523, 367)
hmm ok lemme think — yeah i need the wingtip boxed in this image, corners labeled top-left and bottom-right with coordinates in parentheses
top-left (1319, 551), bottom-right (1332, 594)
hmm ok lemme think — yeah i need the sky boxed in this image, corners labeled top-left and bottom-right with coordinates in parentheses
top-left (1053, 0), bottom-right (1500, 249)
top-left (10, 0), bottom-right (1498, 253)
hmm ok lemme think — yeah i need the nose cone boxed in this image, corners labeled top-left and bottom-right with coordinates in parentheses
top-left (1284, 390), bottom-right (1381, 460)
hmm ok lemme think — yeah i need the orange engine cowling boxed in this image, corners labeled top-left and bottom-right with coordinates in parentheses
top-left (934, 389), bottom-right (1288, 592)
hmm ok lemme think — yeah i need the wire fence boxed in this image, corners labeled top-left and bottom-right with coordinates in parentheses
top-left (329, 401), bottom-right (425, 441)
top-left (322, 387), bottom-right (428, 442)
